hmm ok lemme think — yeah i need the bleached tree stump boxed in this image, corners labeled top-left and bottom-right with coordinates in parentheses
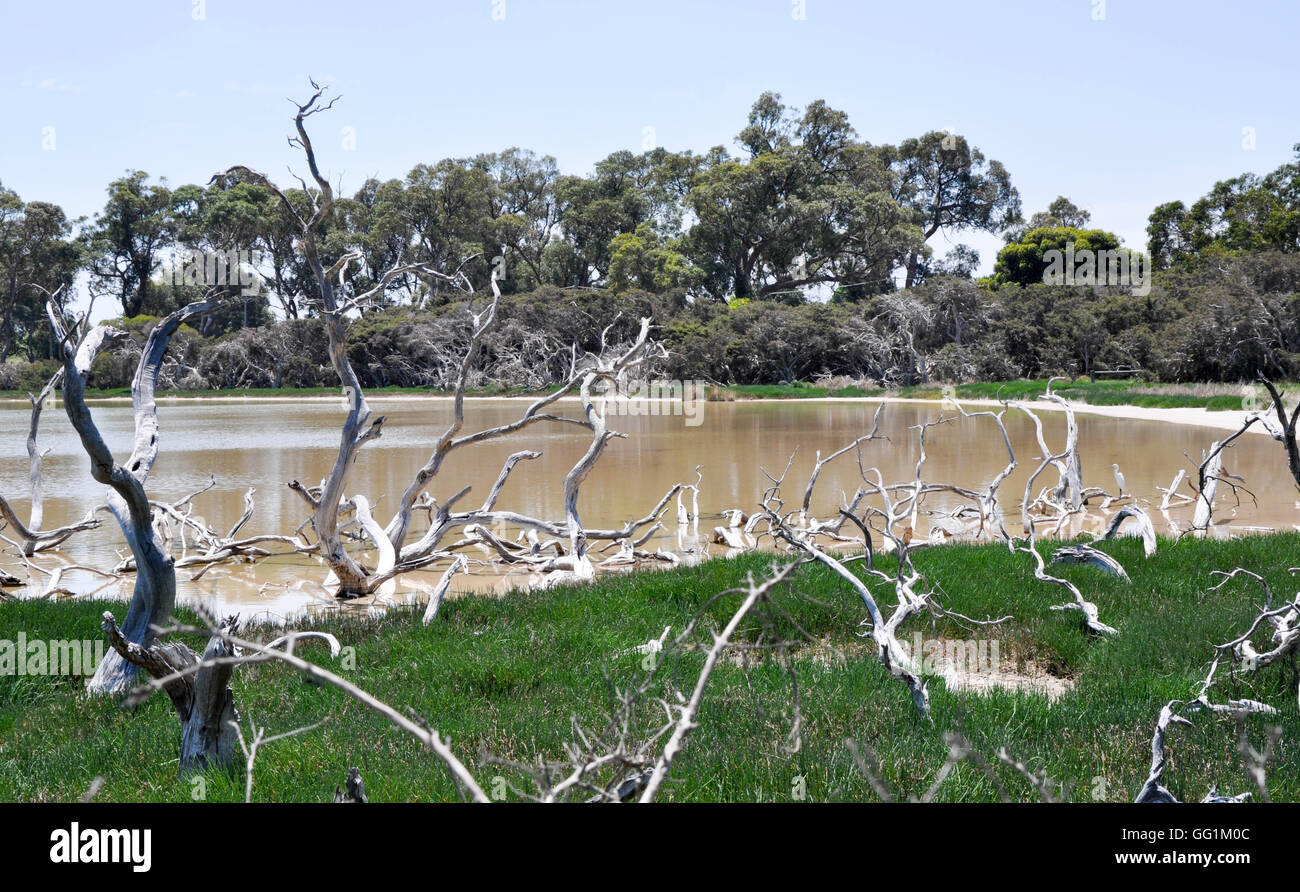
top-left (102, 611), bottom-right (239, 774)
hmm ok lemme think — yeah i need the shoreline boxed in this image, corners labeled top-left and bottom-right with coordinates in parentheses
top-left (3, 390), bottom-right (1266, 436)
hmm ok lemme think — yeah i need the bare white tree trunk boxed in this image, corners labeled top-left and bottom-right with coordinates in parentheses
top-left (48, 298), bottom-right (218, 694)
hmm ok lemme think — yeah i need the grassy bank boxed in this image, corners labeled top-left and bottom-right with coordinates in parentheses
top-left (720, 377), bottom-right (1267, 410)
top-left (0, 377), bottom-right (1270, 410)
top-left (3, 533), bottom-right (1297, 803)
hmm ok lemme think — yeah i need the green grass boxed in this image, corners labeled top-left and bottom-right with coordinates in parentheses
top-left (2, 534), bottom-right (1298, 803)
top-left (720, 377), bottom-right (1264, 411)
top-left (0, 377), bottom-right (1264, 410)
top-left (721, 383), bottom-right (883, 400)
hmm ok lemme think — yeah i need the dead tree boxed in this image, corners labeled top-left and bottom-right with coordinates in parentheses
top-left (224, 83), bottom-right (689, 599)
top-left (756, 414), bottom-right (1012, 717)
top-left (1189, 421), bottom-right (1257, 533)
top-left (48, 296), bottom-right (219, 694)
top-left (1256, 376), bottom-right (1300, 492)
top-left (1102, 504), bottom-right (1157, 557)
top-left (0, 367), bottom-right (101, 556)
top-left (145, 484), bottom-right (305, 580)
top-left (937, 399), bottom-right (1018, 544)
top-left (213, 82), bottom-right (452, 595)
top-left (107, 608), bottom-right (340, 775)
top-left (1190, 569), bottom-right (1298, 717)
top-left (103, 611), bottom-right (240, 772)
top-left (1136, 568), bottom-right (1297, 802)
top-left (1038, 378), bottom-right (1085, 511)
top-left (1015, 405), bottom-right (1117, 635)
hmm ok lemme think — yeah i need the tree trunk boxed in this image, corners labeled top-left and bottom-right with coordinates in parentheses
top-left (904, 250), bottom-right (920, 289)
top-left (1, 279), bottom-right (14, 362)
top-left (49, 298), bottom-right (218, 694)
top-left (102, 611), bottom-right (239, 773)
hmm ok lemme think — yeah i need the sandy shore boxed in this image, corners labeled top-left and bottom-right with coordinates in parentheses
top-left (844, 396), bottom-right (1269, 436)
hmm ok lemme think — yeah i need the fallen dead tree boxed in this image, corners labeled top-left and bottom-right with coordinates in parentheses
top-left (114, 480), bottom-right (306, 580)
top-left (753, 414), bottom-right (1014, 718)
top-left (1135, 567), bottom-right (1296, 802)
top-left (224, 83), bottom-right (695, 601)
top-left (1014, 397), bottom-right (1119, 635)
top-left (0, 366), bottom-right (101, 557)
top-left (1102, 504), bottom-right (1157, 557)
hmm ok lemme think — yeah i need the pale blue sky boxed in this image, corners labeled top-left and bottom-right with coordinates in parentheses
top-left (3, 0), bottom-right (1297, 300)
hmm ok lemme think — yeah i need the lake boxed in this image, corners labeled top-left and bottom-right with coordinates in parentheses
top-left (0, 395), bottom-right (1292, 621)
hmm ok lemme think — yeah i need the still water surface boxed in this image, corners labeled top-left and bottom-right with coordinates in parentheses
top-left (0, 396), bottom-right (1292, 620)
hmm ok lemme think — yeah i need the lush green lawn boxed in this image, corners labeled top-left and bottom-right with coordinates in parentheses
top-left (2, 534), bottom-right (1297, 803)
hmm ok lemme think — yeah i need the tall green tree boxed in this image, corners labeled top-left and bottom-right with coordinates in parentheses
top-left (402, 159), bottom-right (497, 301)
top-left (991, 226), bottom-right (1124, 287)
top-left (171, 180), bottom-right (275, 332)
top-left (87, 171), bottom-right (178, 317)
top-left (888, 131), bottom-right (1021, 287)
top-left (0, 184), bottom-right (80, 360)
top-left (554, 148), bottom-right (700, 287)
top-left (477, 148), bottom-right (562, 289)
top-left (1147, 146), bottom-right (1300, 269)
top-left (684, 93), bottom-right (920, 302)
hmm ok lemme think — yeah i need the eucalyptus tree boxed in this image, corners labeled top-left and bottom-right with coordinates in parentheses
top-left (1030, 195), bottom-right (1091, 231)
top-left (0, 184), bottom-right (80, 360)
top-left (402, 159), bottom-right (498, 302)
top-left (86, 171), bottom-right (179, 318)
top-left (1147, 145), bottom-right (1300, 269)
top-left (477, 148), bottom-right (562, 289)
top-left (553, 148), bottom-right (702, 287)
top-left (887, 131), bottom-right (1021, 288)
top-left (170, 179), bottom-right (275, 333)
top-left (607, 223), bottom-right (701, 293)
top-left (992, 226), bottom-right (1123, 287)
top-left (684, 93), bottom-right (921, 302)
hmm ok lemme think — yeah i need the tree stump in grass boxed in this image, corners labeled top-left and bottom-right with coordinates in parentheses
top-left (102, 610), bottom-right (240, 774)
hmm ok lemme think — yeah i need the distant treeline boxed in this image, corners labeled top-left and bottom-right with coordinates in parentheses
top-left (2, 92), bottom-right (1298, 391)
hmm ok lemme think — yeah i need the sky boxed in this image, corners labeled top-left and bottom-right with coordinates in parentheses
top-left (3, 0), bottom-right (1298, 316)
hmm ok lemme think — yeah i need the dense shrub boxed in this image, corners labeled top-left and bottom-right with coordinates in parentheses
top-left (31, 252), bottom-right (1300, 393)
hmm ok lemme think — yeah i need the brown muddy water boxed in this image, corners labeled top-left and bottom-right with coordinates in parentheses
top-left (0, 396), bottom-right (1294, 621)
